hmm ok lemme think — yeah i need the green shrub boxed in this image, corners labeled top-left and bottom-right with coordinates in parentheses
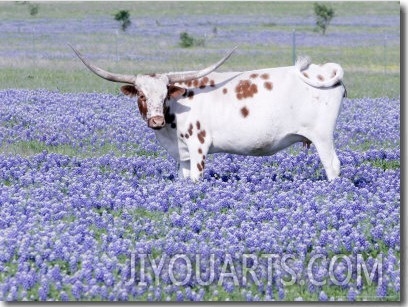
top-left (16, 1), bottom-right (39, 17)
top-left (179, 32), bottom-right (194, 48)
top-left (114, 10), bottom-right (131, 32)
top-left (179, 32), bottom-right (205, 48)
top-left (29, 3), bottom-right (39, 16)
top-left (313, 3), bottom-right (335, 35)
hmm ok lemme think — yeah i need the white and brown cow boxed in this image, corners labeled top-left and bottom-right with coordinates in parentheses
top-left (70, 45), bottom-right (346, 181)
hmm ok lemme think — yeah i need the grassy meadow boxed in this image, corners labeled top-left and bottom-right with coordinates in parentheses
top-left (0, 1), bottom-right (400, 98)
top-left (0, 1), bottom-right (401, 302)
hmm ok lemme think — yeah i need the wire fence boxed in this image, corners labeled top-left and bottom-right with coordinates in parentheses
top-left (0, 13), bottom-right (400, 97)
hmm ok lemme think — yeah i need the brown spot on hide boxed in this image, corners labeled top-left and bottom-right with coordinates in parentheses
top-left (198, 148), bottom-right (203, 154)
top-left (198, 130), bottom-right (206, 144)
top-left (303, 72), bottom-right (309, 78)
top-left (197, 163), bottom-right (203, 172)
top-left (235, 80), bottom-right (258, 100)
top-left (317, 75), bottom-right (324, 81)
top-left (193, 79), bottom-right (199, 88)
top-left (264, 81), bottom-right (273, 91)
top-left (260, 73), bottom-right (270, 80)
top-left (222, 88), bottom-right (228, 94)
top-left (202, 155), bottom-right (206, 160)
top-left (167, 85), bottom-right (186, 99)
top-left (241, 106), bottom-right (249, 118)
top-left (188, 123), bottom-right (193, 136)
top-left (121, 85), bottom-right (138, 97)
top-left (186, 80), bottom-right (193, 87)
top-left (180, 133), bottom-right (184, 138)
top-left (187, 90), bottom-right (195, 100)
top-left (185, 133), bottom-right (189, 139)
top-left (331, 70), bottom-right (337, 78)
top-left (199, 77), bottom-right (209, 88)
top-left (196, 121), bottom-right (201, 130)
top-left (201, 160), bottom-right (205, 168)
top-left (250, 73), bottom-right (258, 79)
top-left (137, 95), bottom-right (148, 119)
top-left (210, 80), bottom-right (215, 87)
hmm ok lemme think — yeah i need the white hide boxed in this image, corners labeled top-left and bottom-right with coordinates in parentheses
top-left (153, 58), bottom-right (346, 181)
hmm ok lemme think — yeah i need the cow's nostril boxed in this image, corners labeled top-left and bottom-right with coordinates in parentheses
top-left (148, 116), bottom-right (165, 129)
top-left (154, 118), bottom-right (165, 126)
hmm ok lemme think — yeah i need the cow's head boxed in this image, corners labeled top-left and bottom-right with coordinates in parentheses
top-left (70, 45), bottom-right (236, 130)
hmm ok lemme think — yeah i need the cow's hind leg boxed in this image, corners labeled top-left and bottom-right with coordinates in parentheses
top-left (309, 135), bottom-right (340, 181)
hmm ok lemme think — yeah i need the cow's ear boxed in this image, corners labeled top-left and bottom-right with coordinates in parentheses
top-left (167, 85), bottom-right (186, 99)
top-left (121, 85), bottom-right (138, 97)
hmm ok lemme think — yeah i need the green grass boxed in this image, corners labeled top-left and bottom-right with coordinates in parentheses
top-left (0, 140), bottom-right (161, 158)
top-left (0, 1), bottom-right (400, 98)
top-left (367, 158), bottom-right (400, 171)
top-left (0, 49), bottom-right (399, 98)
top-left (0, 140), bottom-right (79, 156)
top-left (0, 2), bottom-right (400, 20)
top-left (0, 3), bottom-right (400, 302)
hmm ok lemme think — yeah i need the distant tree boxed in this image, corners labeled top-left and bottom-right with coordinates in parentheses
top-left (179, 32), bottom-right (194, 48)
top-left (114, 10), bottom-right (131, 32)
top-left (179, 32), bottom-right (206, 48)
top-left (16, 1), bottom-right (39, 17)
top-left (28, 3), bottom-right (39, 16)
top-left (313, 3), bottom-right (335, 35)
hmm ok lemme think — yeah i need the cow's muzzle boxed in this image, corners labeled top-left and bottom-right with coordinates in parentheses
top-left (148, 116), bottom-right (166, 130)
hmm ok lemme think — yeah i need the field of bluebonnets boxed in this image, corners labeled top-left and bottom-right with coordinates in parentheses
top-left (0, 2), bottom-right (401, 301)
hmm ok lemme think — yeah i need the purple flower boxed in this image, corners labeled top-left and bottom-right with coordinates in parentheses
top-left (376, 283), bottom-right (388, 299)
top-left (0, 87), bottom-right (399, 301)
top-left (319, 291), bottom-right (328, 301)
top-left (347, 287), bottom-right (357, 301)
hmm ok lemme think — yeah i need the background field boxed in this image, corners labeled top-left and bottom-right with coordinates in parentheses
top-left (0, 1), bottom-right (400, 98)
top-left (0, 1), bottom-right (401, 302)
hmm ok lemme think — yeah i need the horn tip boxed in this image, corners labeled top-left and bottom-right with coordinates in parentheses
top-left (67, 43), bottom-right (75, 51)
top-left (68, 43), bottom-right (83, 58)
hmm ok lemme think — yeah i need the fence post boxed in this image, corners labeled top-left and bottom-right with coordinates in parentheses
top-left (32, 29), bottom-right (35, 59)
top-left (383, 34), bottom-right (387, 75)
top-left (383, 34), bottom-right (388, 96)
top-left (32, 27), bottom-right (36, 69)
top-left (115, 30), bottom-right (119, 62)
top-left (292, 29), bottom-right (296, 65)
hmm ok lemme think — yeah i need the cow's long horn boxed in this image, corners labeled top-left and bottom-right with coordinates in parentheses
top-left (69, 44), bottom-right (136, 84)
top-left (166, 46), bottom-right (238, 83)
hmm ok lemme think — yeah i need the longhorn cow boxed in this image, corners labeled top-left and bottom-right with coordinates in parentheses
top-left (70, 45), bottom-right (346, 181)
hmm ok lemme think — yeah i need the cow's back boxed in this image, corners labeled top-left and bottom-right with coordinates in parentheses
top-left (173, 67), bottom-right (344, 156)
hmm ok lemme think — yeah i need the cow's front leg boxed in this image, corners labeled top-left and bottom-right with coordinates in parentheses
top-left (177, 159), bottom-right (202, 182)
top-left (178, 160), bottom-right (190, 179)
top-left (180, 121), bottom-right (210, 182)
top-left (178, 159), bottom-right (203, 182)
top-left (189, 150), bottom-right (207, 182)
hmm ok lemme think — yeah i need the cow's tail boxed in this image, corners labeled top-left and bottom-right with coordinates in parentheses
top-left (295, 56), bottom-right (344, 88)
